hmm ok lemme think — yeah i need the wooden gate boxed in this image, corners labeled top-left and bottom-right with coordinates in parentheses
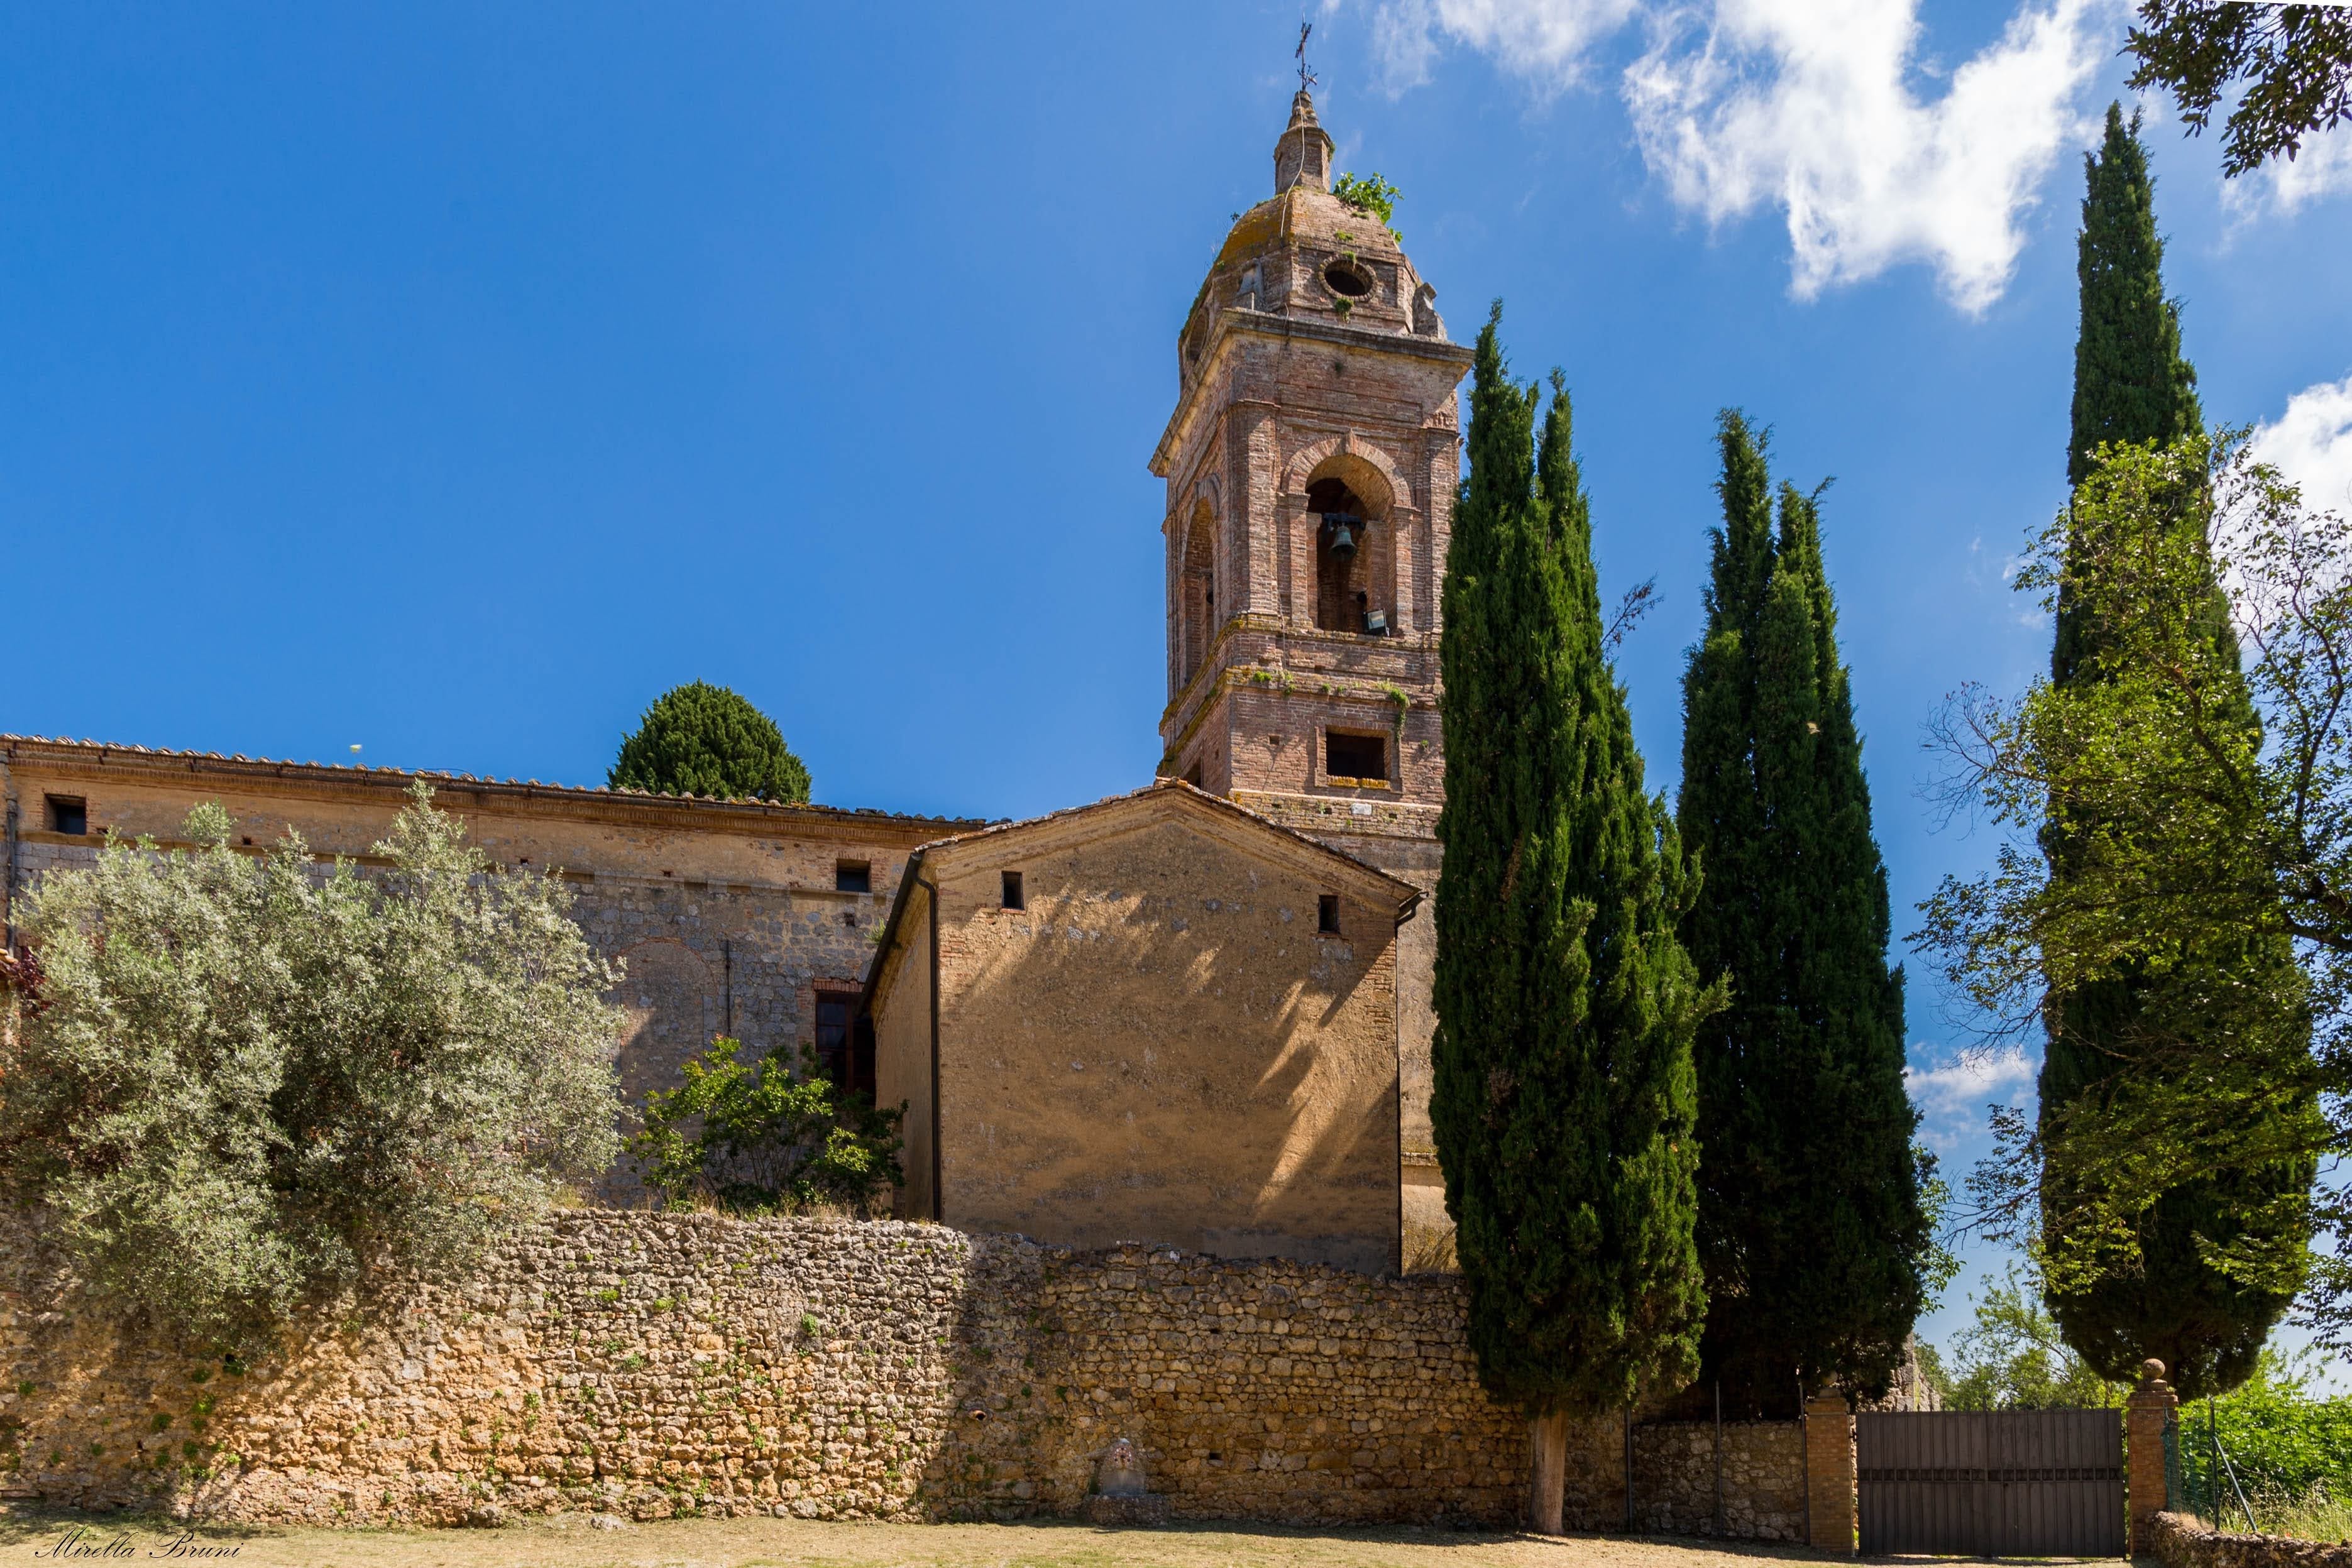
top-left (1856, 1410), bottom-right (2126, 1557)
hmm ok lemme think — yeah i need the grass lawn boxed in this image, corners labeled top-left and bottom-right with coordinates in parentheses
top-left (0, 1510), bottom-right (2110, 1568)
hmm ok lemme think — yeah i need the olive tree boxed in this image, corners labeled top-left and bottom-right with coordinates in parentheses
top-left (0, 784), bottom-right (623, 1342)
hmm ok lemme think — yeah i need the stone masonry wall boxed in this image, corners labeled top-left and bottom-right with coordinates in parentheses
top-left (0, 1211), bottom-right (1530, 1528)
top-left (2155, 1512), bottom-right (2352, 1568)
top-left (6, 832), bottom-right (894, 1205)
top-left (0, 1210), bottom-right (1835, 1536)
top-left (1632, 1420), bottom-right (1806, 1540)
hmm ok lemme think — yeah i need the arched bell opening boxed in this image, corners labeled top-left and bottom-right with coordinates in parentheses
top-left (1307, 472), bottom-right (1389, 634)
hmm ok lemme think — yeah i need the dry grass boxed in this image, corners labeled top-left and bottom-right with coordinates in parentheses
top-left (0, 1508), bottom-right (2112, 1568)
top-left (2191, 1484), bottom-right (2352, 1545)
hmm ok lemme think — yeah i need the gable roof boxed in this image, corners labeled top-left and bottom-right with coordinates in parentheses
top-left (860, 778), bottom-right (1421, 1002)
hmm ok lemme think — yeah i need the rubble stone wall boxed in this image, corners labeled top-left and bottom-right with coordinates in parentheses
top-left (1631, 1419), bottom-right (1806, 1540)
top-left (2155, 1511), bottom-right (2352, 1568)
top-left (0, 1211), bottom-right (1527, 1528)
top-left (0, 1209), bottom-right (1831, 1536)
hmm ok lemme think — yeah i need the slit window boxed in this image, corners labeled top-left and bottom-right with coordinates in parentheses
top-left (835, 860), bottom-right (871, 894)
top-left (1326, 731), bottom-right (1386, 782)
top-left (1318, 894), bottom-right (1341, 935)
top-left (1001, 870), bottom-right (1025, 911)
top-left (46, 796), bottom-right (86, 836)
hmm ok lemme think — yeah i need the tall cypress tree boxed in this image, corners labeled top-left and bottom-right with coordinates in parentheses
top-left (1677, 414), bottom-right (1928, 1417)
top-left (2042, 104), bottom-right (2310, 1397)
top-left (1432, 306), bottom-right (1717, 1528)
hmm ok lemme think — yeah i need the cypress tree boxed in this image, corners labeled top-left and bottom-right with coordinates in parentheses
top-left (2057, 102), bottom-right (2204, 681)
top-left (1432, 305), bottom-right (1717, 1528)
top-left (1677, 414), bottom-right (1928, 1417)
top-left (2042, 105), bottom-right (2310, 1397)
top-left (609, 681), bottom-right (812, 804)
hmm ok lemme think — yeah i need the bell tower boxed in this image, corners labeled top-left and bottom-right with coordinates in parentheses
top-left (1150, 89), bottom-right (1471, 1253)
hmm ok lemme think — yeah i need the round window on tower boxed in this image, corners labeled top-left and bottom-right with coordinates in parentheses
top-left (1323, 260), bottom-right (1374, 299)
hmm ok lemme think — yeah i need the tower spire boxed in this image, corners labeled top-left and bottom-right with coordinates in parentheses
top-left (1273, 90), bottom-right (1333, 194)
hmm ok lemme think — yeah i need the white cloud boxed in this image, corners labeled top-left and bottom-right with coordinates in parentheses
top-left (2223, 126), bottom-right (2352, 221)
top-left (1364, 0), bottom-right (1643, 94)
top-left (2253, 374), bottom-right (2352, 516)
top-left (1907, 1046), bottom-right (2035, 1131)
top-left (1624, 0), bottom-right (2106, 312)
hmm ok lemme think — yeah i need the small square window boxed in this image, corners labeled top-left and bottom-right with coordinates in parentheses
top-left (1318, 894), bottom-right (1341, 935)
top-left (835, 860), bottom-right (871, 894)
top-left (46, 797), bottom-right (86, 836)
top-left (1001, 870), bottom-right (1025, 911)
top-left (1326, 731), bottom-right (1386, 782)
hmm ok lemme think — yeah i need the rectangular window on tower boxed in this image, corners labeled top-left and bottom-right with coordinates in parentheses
top-left (1325, 730), bottom-right (1387, 784)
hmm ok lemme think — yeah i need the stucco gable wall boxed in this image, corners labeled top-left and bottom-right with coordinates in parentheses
top-left (929, 809), bottom-right (1401, 1275)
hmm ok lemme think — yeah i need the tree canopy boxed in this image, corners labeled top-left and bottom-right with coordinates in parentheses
top-left (1432, 306), bottom-right (1717, 1527)
top-left (1920, 435), bottom-right (2338, 1369)
top-left (2127, 1), bottom-right (2352, 177)
top-left (0, 786), bottom-right (623, 1342)
top-left (1678, 412), bottom-right (1930, 1415)
top-left (609, 681), bottom-right (811, 804)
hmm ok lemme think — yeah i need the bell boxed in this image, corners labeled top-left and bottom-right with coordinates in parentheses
top-left (1329, 519), bottom-right (1358, 563)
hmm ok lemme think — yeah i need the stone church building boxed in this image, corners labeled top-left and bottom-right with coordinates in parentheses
top-left (0, 91), bottom-right (1467, 1276)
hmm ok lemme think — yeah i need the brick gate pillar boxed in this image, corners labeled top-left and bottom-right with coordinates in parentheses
top-left (2128, 1359), bottom-right (2179, 1555)
top-left (1805, 1394), bottom-right (1856, 1553)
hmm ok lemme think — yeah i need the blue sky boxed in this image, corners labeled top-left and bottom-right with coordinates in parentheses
top-left (7, 1), bottom-right (2350, 1363)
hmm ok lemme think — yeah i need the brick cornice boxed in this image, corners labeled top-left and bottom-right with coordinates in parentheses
top-left (1150, 309), bottom-right (1473, 478)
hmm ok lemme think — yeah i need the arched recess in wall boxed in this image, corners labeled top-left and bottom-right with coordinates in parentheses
top-left (608, 940), bottom-right (716, 1112)
top-left (1180, 491), bottom-right (1218, 687)
top-left (1290, 444), bottom-right (1399, 635)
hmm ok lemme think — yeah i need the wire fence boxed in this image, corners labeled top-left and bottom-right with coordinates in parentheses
top-left (2172, 1394), bottom-right (2352, 1542)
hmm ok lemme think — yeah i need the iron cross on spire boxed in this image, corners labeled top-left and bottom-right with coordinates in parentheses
top-left (1295, 21), bottom-right (1316, 95)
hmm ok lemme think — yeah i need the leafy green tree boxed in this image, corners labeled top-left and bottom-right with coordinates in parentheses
top-left (1677, 412), bottom-right (1930, 1415)
top-left (627, 1036), bottom-right (901, 1214)
top-left (1920, 435), bottom-right (2331, 1388)
top-left (1923, 1268), bottom-right (2131, 1411)
top-left (1432, 304), bottom-right (1720, 1529)
top-left (2175, 1349), bottom-right (2352, 1513)
top-left (0, 786), bottom-right (622, 1343)
top-left (2127, 2), bottom-right (2352, 177)
top-left (609, 681), bottom-right (811, 803)
top-left (2023, 111), bottom-right (2317, 1398)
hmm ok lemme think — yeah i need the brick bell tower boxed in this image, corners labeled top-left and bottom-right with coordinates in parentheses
top-left (1150, 89), bottom-right (1472, 1248)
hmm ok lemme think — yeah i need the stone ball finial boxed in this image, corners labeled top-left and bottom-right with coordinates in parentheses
top-left (2141, 1358), bottom-right (2167, 1383)
top-left (1097, 1436), bottom-right (1148, 1498)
